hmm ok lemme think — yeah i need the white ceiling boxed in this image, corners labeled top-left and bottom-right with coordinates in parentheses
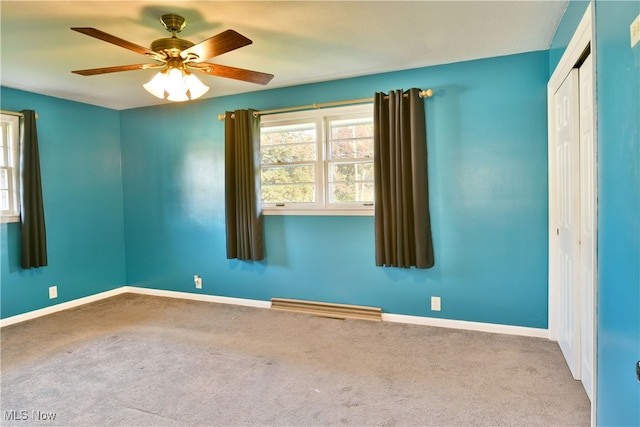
top-left (0, 1), bottom-right (568, 110)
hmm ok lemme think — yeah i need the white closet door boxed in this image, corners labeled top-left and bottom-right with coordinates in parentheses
top-left (554, 69), bottom-right (581, 380)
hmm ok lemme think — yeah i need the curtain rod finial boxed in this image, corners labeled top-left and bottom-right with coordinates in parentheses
top-left (421, 89), bottom-right (434, 98)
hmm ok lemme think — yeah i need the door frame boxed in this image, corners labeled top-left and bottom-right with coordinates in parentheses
top-left (547, 3), bottom-right (597, 425)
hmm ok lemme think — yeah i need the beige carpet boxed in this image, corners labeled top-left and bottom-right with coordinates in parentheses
top-left (1, 293), bottom-right (590, 426)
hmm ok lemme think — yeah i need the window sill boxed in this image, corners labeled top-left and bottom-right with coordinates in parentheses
top-left (263, 208), bottom-right (373, 217)
top-left (1, 215), bottom-right (20, 224)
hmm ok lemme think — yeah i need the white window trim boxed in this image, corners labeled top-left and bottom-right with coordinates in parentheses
top-left (260, 104), bottom-right (374, 216)
top-left (263, 207), bottom-right (373, 217)
top-left (1, 113), bottom-right (21, 224)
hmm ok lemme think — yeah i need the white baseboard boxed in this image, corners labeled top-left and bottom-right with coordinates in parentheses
top-left (122, 286), bottom-right (271, 309)
top-left (0, 287), bottom-right (127, 328)
top-left (1, 286), bottom-right (549, 339)
top-left (382, 313), bottom-right (549, 339)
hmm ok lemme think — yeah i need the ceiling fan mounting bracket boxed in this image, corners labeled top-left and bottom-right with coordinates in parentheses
top-left (160, 14), bottom-right (187, 34)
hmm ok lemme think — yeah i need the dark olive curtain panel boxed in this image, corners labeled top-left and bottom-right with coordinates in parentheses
top-left (224, 109), bottom-right (264, 261)
top-left (20, 109), bottom-right (48, 269)
top-left (373, 89), bottom-right (434, 269)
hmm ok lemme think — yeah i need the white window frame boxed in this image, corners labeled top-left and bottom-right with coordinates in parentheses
top-left (0, 113), bottom-right (21, 223)
top-left (260, 104), bottom-right (374, 216)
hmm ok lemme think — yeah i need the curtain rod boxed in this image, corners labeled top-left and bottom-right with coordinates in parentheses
top-left (217, 88), bottom-right (434, 121)
top-left (1, 110), bottom-right (24, 117)
top-left (0, 110), bottom-right (39, 119)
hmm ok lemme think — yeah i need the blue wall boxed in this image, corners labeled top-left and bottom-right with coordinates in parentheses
top-left (0, 88), bottom-right (126, 318)
top-left (550, 1), bottom-right (640, 424)
top-left (120, 51), bottom-right (550, 328)
top-left (594, 1), bottom-right (640, 425)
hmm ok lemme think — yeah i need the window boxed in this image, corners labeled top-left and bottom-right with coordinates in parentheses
top-left (1, 113), bottom-right (21, 223)
top-left (260, 104), bottom-right (374, 215)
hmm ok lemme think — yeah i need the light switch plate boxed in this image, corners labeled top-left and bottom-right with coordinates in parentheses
top-left (631, 14), bottom-right (640, 48)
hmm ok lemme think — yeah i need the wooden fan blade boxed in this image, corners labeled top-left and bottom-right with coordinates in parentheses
top-left (181, 29), bottom-right (252, 62)
top-left (193, 63), bottom-right (273, 85)
top-left (72, 64), bottom-right (160, 76)
top-left (71, 27), bottom-right (160, 58)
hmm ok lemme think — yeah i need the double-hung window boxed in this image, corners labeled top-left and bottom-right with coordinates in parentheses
top-left (0, 113), bottom-right (21, 223)
top-left (260, 104), bottom-right (374, 215)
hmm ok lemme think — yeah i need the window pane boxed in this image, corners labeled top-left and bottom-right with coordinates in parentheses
top-left (0, 168), bottom-right (7, 190)
top-left (330, 138), bottom-right (373, 159)
top-left (261, 123), bottom-right (317, 164)
top-left (261, 142), bottom-right (316, 164)
top-left (262, 164), bottom-right (315, 185)
top-left (261, 164), bottom-right (316, 204)
top-left (328, 162), bottom-right (374, 203)
top-left (262, 122), bottom-right (316, 143)
top-left (329, 162), bottom-right (374, 182)
top-left (0, 128), bottom-right (6, 167)
top-left (329, 118), bottom-right (373, 160)
top-left (329, 182), bottom-right (374, 203)
top-left (0, 190), bottom-right (8, 211)
top-left (330, 118), bottom-right (373, 138)
top-left (262, 184), bottom-right (315, 204)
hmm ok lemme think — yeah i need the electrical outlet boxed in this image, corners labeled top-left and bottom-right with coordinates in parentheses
top-left (631, 13), bottom-right (640, 48)
top-left (431, 296), bottom-right (441, 311)
top-left (49, 286), bottom-right (58, 299)
top-left (194, 275), bottom-right (202, 289)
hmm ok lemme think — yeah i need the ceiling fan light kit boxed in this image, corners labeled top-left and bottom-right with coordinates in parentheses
top-left (143, 66), bottom-right (210, 102)
top-left (71, 13), bottom-right (273, 103)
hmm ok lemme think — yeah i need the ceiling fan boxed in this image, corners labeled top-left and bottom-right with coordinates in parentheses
top-left (71, 14), bottom-right (274, 102)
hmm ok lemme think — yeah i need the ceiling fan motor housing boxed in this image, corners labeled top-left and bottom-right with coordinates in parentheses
top-left (151, 37), bottom-right (194, 58)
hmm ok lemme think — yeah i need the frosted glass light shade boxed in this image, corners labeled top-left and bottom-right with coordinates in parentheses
top-left (184, 73), bottom-right (209, 99)
top-left (167, 90), bottom-right (189, 102)
top-left (166, 68), bottom-right (186, 92)
top-left (143, 72), bottom-right (168, 99)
